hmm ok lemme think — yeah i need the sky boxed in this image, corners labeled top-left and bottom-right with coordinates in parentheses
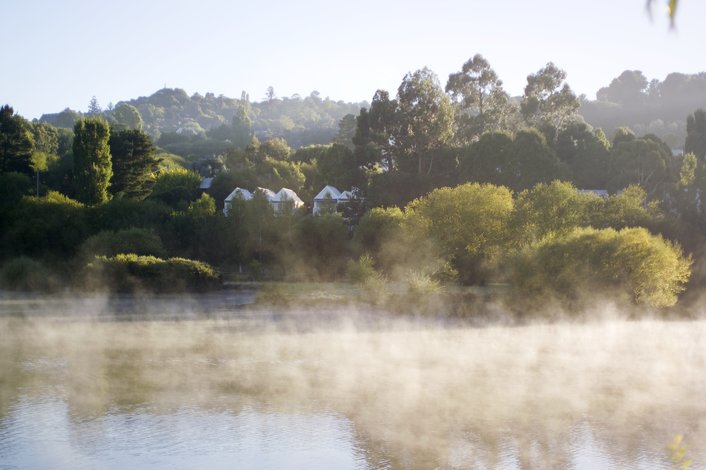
top-left (2, 0), bottom-right (705, 120)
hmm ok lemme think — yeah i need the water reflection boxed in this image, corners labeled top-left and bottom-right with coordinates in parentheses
top-left (0, 300), bottom-right (705, 469)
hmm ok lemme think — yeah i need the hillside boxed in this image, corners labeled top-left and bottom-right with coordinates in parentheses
top-left (40, 88), bottom-right (367, 150)
top-left (37, 71), bottom-right (706, 153)
top-left (580, 71), bottom-right (706, 148)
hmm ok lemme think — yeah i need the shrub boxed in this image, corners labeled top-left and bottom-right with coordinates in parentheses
top-left (511, 227), bottom-right (691, 309)
top-left (0, 257), bottom-right (60, 292)
top-left (80, 228), bottom-right (166, 259)
top-left (0, 172), bottom-right (32, 205)
top-left (83, 254), bottom-right (220, 293)
top-left (1, 192), bottom-right (89, 259)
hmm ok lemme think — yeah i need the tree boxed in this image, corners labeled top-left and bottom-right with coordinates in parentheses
top-left (554, 123), bottom-right (611, 188)
top-left (0, 105), bottom-right (34, 176)
top-left (511, 180), bottom-right (591, 246)
top-left (521, 62), bottom-right (580, 133)
top-left (596, 70), bottom-right (649, 106)
top-left (446, 54), bottom-right (514, 142)
top-left (109, 103), bottom-right (144, 131)
top-left (458, 131), bottom-right (510, 185)
top-left (73, 117), bottom-right (112, 204)
top-left (509, 129), bottom-right (565, 190)
top-left (109, 129), bottom-right (160, 199)
top-left (87, 96), bottom-right (102, 115)
top-left (187, 193), bottom-right (216, 216)
top-left (685, 109), bottom-right (706, 160)
top-left (394, 68), bottom-right (454, 176)
top-left (266, 86), bottom-right (276, 101)
top-left (333, 113), bottom-right (357, 149)
top-left (588, 185), bottom-right (663, 230)
top-left (608, 134), bottom-right (673, 196)
top-left (149, 167), bottom-right (202, 209)
top-left (52, 108), bottom-right (81, 129)
top-left (405, 182), bottom-right (514, 283)
top-left (30, 122), bottom-right (59, 171)
top-left (353, 90), bottom-right (398, 172)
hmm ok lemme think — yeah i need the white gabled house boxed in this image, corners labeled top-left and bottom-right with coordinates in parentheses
top-left (312, 185), bottom-right (360, 215)
top-left (255, 187), bottom-right (277, 202)
top-left (272, 188), bottom-right (304, 214)
top-left (223, 187), bottom-right (253, 216)
top-left (223, 186), bottom-right (304, 216)
top-left (313, 185), bottom-right (342, 215)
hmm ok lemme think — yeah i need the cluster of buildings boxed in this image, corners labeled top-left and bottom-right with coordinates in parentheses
top-left (223, 185), bottom-right (358, 216)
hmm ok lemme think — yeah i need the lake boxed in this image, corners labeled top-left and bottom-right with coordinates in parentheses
top-left (1, 293), bottom-right (704, 469)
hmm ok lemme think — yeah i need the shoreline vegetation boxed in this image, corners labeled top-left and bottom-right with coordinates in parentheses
top-left (3, 63), bottom-right (706, 318)
top-left (0, 280), bottom-right (699, 323)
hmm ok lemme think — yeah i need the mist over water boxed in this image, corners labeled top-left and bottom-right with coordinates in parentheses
top-left (1, 295), bottom-right (705, 469)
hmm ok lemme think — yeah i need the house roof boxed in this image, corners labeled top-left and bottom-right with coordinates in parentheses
top-left (578, 189), bottom-right (609, 197)
top-left (199, 177), bottom-right (213, 189)
top-left (275, 188), bottom-right (303, 203)
top-left (314, 185), bottom-right (342, 201)
top-left (224, 187), bottom-right (253, 202)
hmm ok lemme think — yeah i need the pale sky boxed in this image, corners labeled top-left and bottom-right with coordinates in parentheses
top-left (2, 0), bottom-right (704, 120)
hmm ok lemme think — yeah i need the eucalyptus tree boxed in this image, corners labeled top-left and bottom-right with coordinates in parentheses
top-left (446, 54), bottom-right (515, 143)
top-left (394, 68), bottom-right (455, 176)
top-left (521, 62), bottom-right (580, 133)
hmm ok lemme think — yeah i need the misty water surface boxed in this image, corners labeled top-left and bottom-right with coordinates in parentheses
top-left (0, 294), bottom-right (705, 469)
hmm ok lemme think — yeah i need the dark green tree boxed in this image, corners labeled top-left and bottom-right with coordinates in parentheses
top-left (73, 117), bottom-right (112, 204)
top-left (0, 105), bottom-right (34, 176)
top-left (509, 129), bottom-right (565, 190)
top-left (333, 113), bottom-right (357, 150)
top-left (458, 131), bottom-right (514, 184)
top-left (555, 123), bottom-right (611, 188)
top-left (109, 129), bottom-right (160, 199)
top-left (608, 134), bottom-right (673, 196)
top-left (353, 90), bottom-right (398, 172)
top-left (685, 109), bottom-right (706, 160)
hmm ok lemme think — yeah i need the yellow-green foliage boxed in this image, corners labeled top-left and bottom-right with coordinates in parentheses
top-left (511, 180), bottom-right (592, 245)
top-left (80, 228), bottom-right (166, 259)
top-left (31, 190), bottom-right (84, 207)
top-left (405, 183), bottom-right (514, 259)
top-left (187, 193), bottom-right (216, 216)
top-left (150, 167), bottom-right (202, 195)
top-left (85, 254), bottom-right (220, 293)
top-left (512, 227), bottom-right (691, 308)
top-left (404, 183), bottom-right (514, 284)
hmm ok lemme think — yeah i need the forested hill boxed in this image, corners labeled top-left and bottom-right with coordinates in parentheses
top-left (40, 88), bottom-right (367, 149)
top-left (580, 71), bottom-right (706, 148)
